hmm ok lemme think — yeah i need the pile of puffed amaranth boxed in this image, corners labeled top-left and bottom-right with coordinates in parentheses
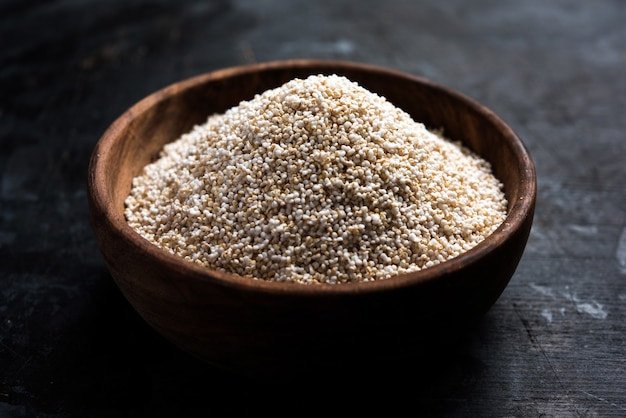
top-left (125, 74), bottom-right (507, 284)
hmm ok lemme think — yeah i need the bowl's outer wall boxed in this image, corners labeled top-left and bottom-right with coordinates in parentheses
top-left (88, 61), bottom-right (536, 376)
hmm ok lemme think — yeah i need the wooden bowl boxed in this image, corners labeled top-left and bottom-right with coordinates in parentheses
top-left (88, 60), bottom-right (536, 378)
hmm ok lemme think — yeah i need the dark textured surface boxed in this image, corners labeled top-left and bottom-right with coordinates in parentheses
top-left (1, 0), bottom-right (625, 416)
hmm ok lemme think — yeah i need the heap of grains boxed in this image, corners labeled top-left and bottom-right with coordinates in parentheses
top-left (125, 74), bottom-right (507, 284)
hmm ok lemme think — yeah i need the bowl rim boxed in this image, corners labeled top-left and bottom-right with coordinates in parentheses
top-left (89, 59), bottom-right (536, 296)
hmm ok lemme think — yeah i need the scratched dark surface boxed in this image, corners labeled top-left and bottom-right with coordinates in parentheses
top-left (1, 0), bottom-right (625, 416)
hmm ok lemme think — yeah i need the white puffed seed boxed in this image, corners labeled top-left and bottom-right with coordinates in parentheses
top-left (125, 75), bottom-right (507, 284)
